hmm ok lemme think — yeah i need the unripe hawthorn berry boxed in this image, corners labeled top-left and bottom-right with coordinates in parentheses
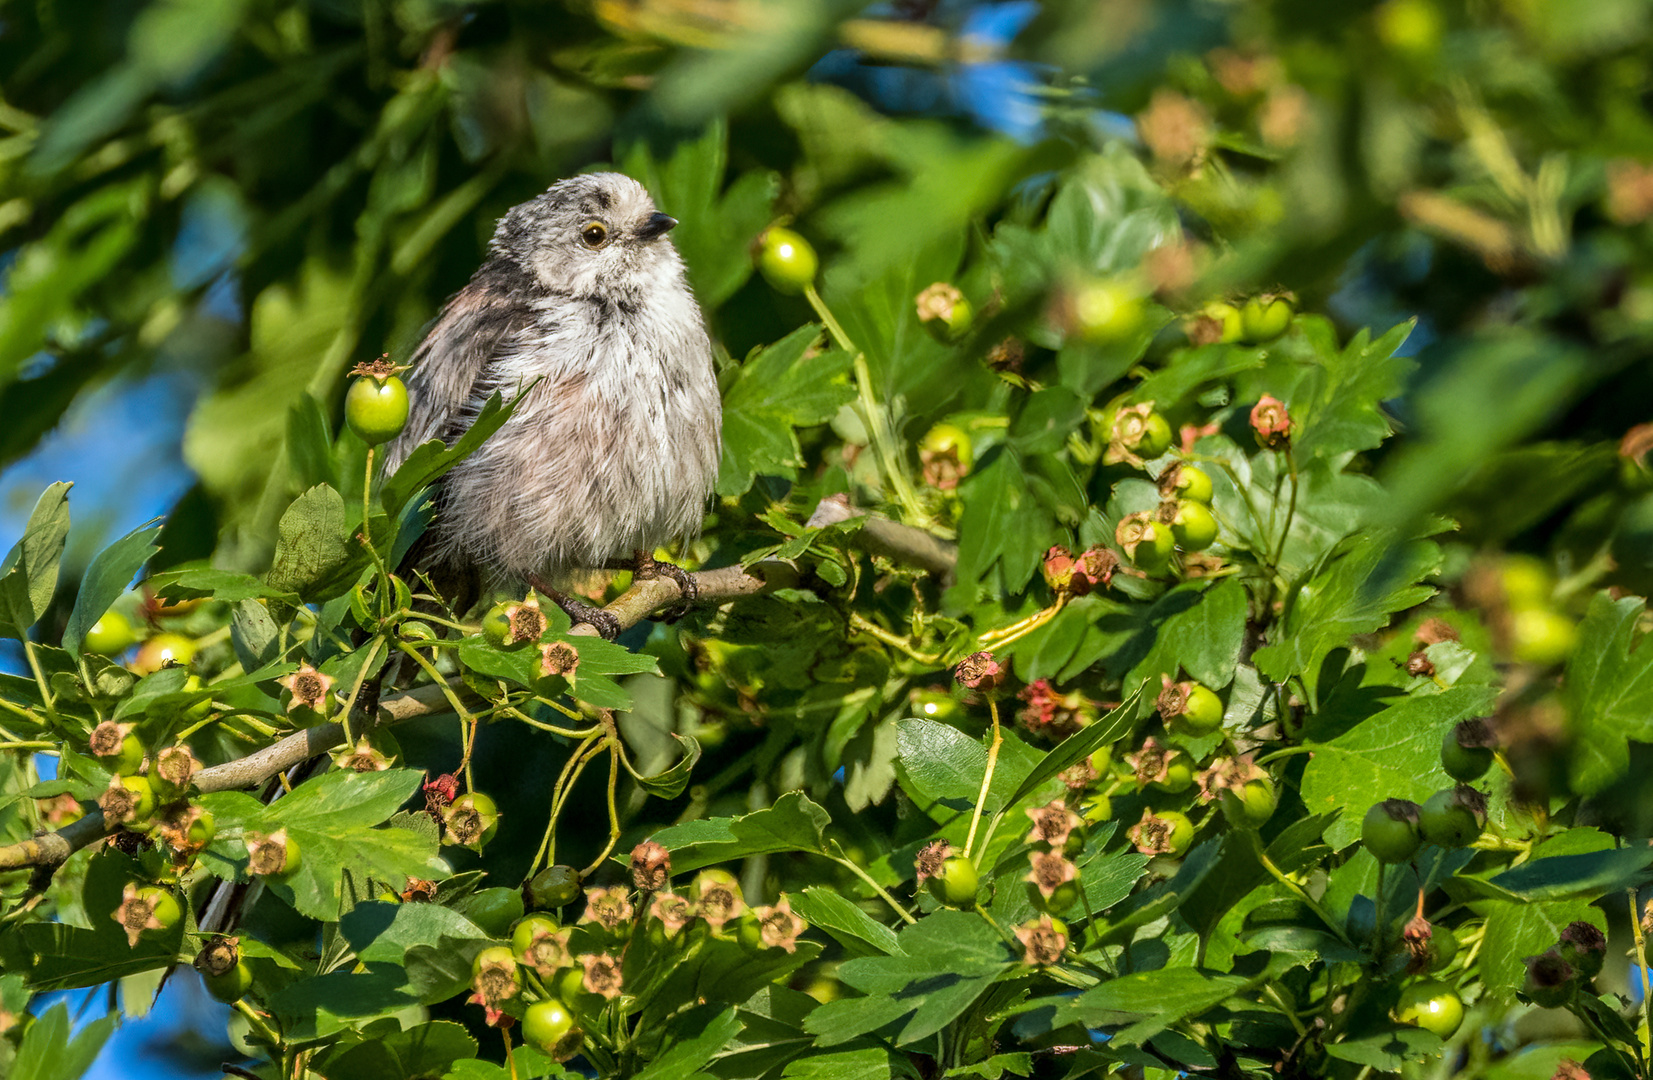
top-left (526, 864), bottom-right (582, 910)
top-left (1128, 809), bottom-right (1194, 857)
top-left (245, 828), bottom-right (300, 877)
top-left (1508, 607), bottom-right (1577, 666)
top-left (1418, 786), bottom-right (1486, 849)
top-left (690, 868), bottom-right (746, 930)
top-left (1169, 499), bottom-right (1218, 551)
top-left (1395, 978), bottom-right (1464, 1037)
top-left (918, 422), bottom-right (973, 490)
top-left (1109, 403), bottom-right (1173, 461)
top-left (522, 999), bottom-right (580, 1059)
top-left (89, 721), bottom-right (145, 775)
top-left (1159, 463), bottom-right (1214, 504)
top-left (1116, 513), bottom-right (1173, 573)
top-left (443, 792), bottom-right (501, 849)
top-left (112, 883), bottom-right (182, 946)
top-left (512, 913), bottom-right (563, 960)
top-left (1362, 799), bottom-right (1422, 863)
top-left (757, 227), bottom-right (817, 292)
top-left (129, 632), bottom-right (196, 675)
top-left (346, 374), bottom-right (410, 446)
top-left (1521, 949), bottom-right (1577, 1008)
top-left (1441, 720), bottom-right (1496, 782)
top-left (915, 283), bottom-right (973, 342)
top-left (83, 610), bottom-right (140, 655)
top-left (99, 773), bottom-right (158, 827)
top-left (1064, 278), bottom-right (1145, 343)
top-left (1557, 921), bottom-right (1607, 980)
top-left (1221, 775), bottom-right (1278, 828)
top-left (1240, 295), bottom-right (1294, 343)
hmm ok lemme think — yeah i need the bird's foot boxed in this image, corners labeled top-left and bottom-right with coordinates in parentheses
top-left (529, 576), bottom-right (623, 641)
top-left (632, 551), bottom-right (697, 621)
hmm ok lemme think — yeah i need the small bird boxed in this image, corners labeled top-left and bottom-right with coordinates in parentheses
top-left (384, 172), bottom-right (721, 638)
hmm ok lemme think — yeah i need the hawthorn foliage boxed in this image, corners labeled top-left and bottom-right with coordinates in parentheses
top-left (3, 4), bottom-right (1653, 1080)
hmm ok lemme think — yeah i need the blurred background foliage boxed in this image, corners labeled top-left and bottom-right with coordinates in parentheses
top-left (6, 0), bottom-right (1653, 1074)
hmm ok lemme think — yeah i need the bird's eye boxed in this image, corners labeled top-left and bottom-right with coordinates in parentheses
top-left (580, 222), bottom-right (609, 248)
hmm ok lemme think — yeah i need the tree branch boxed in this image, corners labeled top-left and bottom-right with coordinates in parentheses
top-left (805, 496), bottom-right (958, 582)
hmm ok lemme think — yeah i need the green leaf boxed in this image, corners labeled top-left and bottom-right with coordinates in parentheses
top-left (634, 1005), bottom-right (743, 1080)
top-left (1255, 529), bottom-right (1440, 697)
top-left (17, 852), bottom-right (185, 991)
top-left (999, 691), bottom-right (1141, 811)
top-left (286, 392), bottom-right (338, 491)
top-left (1116, 579), bottom-right (1249, 695)
top-left (631, 733), bottom-right (701, 799)
top-left (200, 770), bottom-right (448, 922)
top-left (146, 566), bottom-right (300, 605)
top-left (12, 1003), bottom-right (118, 1080)
top-left (62, 521), bottom-right (159, 656)
top-left (1564, 591), bottom-right (1653, 794)
top-left (1323, 1028), bottom-right (1444, 1070)
top-left (952, 449), bottom-right (1057, 597)
top-left (1300, 684), bottom-right (1497, 850)
top-left (652, 791), bottom-right (832, 874)
top-left (0, 482), bottom-right (72, 641)
top-left (320, 1020), bottom-right (479, 1080)
top-left (1051, 968), bottom-right (1250, 1047)
top-left (1288, 320), bottom-right (1415, 462)
top-left (717, 326), bottom-right (855, 497)
top-left (790, 886), bottom-right (903, 957)
top-left (1476, 844), bottom-right (1653, 903)
top-left (812, 911), bottom-right (1012, 1047)
top-left (380, 390), bottom-right (523, 521)
top-left (781, 1044), bottom-right (921, 1080)
top-left (1479, 900), bottom-right (1603, 999)
top-left (265, 484), bottom-right (364, 604)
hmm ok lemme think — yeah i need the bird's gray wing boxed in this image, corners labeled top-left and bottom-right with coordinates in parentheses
top-left (382, 261), bottom-right (538, 473)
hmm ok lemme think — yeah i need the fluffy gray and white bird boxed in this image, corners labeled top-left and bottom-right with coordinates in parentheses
top-left (384, 172), bottom-right (721, 638)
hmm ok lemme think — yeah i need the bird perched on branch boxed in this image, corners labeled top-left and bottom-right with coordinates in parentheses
top-left (384, 172), bottom-right (721, 638)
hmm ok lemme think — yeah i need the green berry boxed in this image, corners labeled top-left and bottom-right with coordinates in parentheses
top-left (481, 602), bottom-right (513, 647)
top-left (1169, 465), bottom-right (1213, 503)
top-left (757, 227), bottom-right (817, 292)
top-left (472, 945), bottom-right (518, 978)
top-left (443, 792), bottom-right (500, 849)
top-left (1240, 296), bottom-right (1293, 343)
top-left (1177, 684), bottom-right (1224, 734)
top-left (1069, 279), bottom-right (1144, 343)
top-left (1221, 776), bottom-right (1278, 828)
top-left (512, 913), bottom-right (561, 957)
top-left (1395, 979), bottom-right (1463, 1038)
top-left (1027, 878), bottom-right (1081, 915)
top-left (526, 865), bottom-right (582, 910)
top-left (1170, 500), bottom-right (1218, 551)
top-left (928, 855), bottom-right (979, 908)
top-left (139, 886), bottom-right (182, 931)
top-left (1154, 810), bottom-right (1195, 856)
top-left (1508, 607), bottom-right (1577, 665)
top-left (1440, 721), bottom-right (1495, 782)
top-left (346, 375), bottom-right (410, 446)
top-left (203, 960), bottom-right (254, 1002)
top-left (522, 999), bottom-right (578, 1055)
top-left (1418, 787), bottom-right (1483, 849)
top-left (1362, 800), bottom-right (1422, 863)
top-left (83, 610), bottom-right (140, 655)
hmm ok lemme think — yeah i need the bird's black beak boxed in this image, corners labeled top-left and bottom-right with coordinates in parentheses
top-left (637, 212), bottom-right (678, 241)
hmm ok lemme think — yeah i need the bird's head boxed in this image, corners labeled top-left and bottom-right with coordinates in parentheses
top-left (491, 172), bottom-right (683, 298)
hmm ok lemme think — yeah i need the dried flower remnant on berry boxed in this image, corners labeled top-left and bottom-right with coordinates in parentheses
top-left (153, 745), bottom-right (201, 791)
top-left (112, 883), bottom-right (169, 948)
top-left (1015, 915), bottom-right (1068, 966)
top-left (649, 892), bottom-right (695, 939)
top-left (350, 353), bottom-right (404, 380)
top-left (1250, 395), bottom-right (1291, 448)
top-left (334, 736), bottom-right (394, 772)
top-left (195, 935), bottom-right (241, 979)
top-left (88, 720), bottom-right (134, 760)
top-left (985, 337), bottom-right (1024, 373)
top-left (1137, 89), bottom-right (1211, 168)
top-left (954, 651), bottom-right (1004, 691)
top-left (915, 282), bottom-right (965, 325)
top-left (1125, 737), bottom-right (1182, 789)
top-left (156, 804), bottom-right (211, 854)
top-left (1025, 800), bottom-right (1083, 849)
top-left (579, 886), bottom-right (635, 931)
top-left (1059, 761), bottom-right (1098, 795)
top-left (630, 840), bottom-right (671, 892)
top-left (581, 952), bottom-right (625, 999)
top-left (753, 897), bottom-right (807, 953)
top-left (97, 776), bottom-right (144, 826)
top-left (1017, 680), bottom-right (1091, 741)
top-left (1402, 914), bottom-right (1437, 973)
top-left (1523, 949), bottom-right (1576, 995)
top-left (503, 597), bottom-right (549, 644)
top-left (914, 839), bottom-right (951, 886)
top-left (1024, 850), bottom-right (1078, 901)
top-left (280, 664), bottom-right (333, 714)
top-left (521, 926), bottom-right (573, 976)
top-left (1405, 650), bottom-right (1436, 678)
top-left (1551, 1060), bottom-right (1590, 1080)
top-left (1156, 676), bottom-right (1191, 720)
top-left (1128, 809), bottom-right (1182, 856)
top-left (245, 829), bottom-right (293, 876)
top-left (539, 641), bottom-right (580, 679)
top-left (1105, 403), bottom-right (1164, 465)
top-left (469, 952), bottom-right (520, 1027)
top-left (1195, 755), bottom-right (1264, 803)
